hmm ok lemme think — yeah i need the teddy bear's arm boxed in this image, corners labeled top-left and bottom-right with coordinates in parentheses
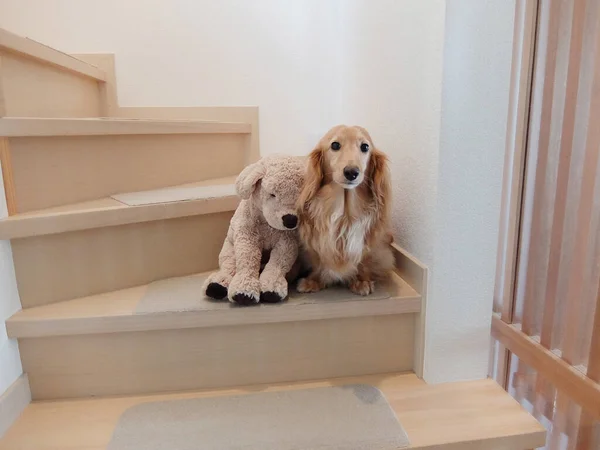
top-left (259, 234), bottom-right (298, 302)
top-left (268, 234), bottom-right (298, 273)
top-left (226, 229), bottom-right (263, 305)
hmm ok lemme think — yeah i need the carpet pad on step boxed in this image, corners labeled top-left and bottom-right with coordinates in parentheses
top-left (107, 385), bottom-right (410, 450)
top-left (135, 273), bottom-right (391, 314)
top-left (111, 183), bottom-right (236, 206)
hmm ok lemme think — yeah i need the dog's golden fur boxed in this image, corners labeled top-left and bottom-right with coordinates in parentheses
top-left (297, 125), bottom-right (394, 296)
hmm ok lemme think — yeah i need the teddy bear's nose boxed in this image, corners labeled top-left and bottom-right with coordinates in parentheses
top-left (282, 214), bottom-right (298, 229)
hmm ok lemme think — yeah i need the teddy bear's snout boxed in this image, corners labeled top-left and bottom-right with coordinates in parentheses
top-left (282, 214), bottom-right (298, 229)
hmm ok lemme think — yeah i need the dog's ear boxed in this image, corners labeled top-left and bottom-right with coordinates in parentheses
top-left (297, 148), bottom-right (324, 211)
top-left (366, 148), bottom-right (391, 214)
top-left (236, 160), bottom-right (266, 200)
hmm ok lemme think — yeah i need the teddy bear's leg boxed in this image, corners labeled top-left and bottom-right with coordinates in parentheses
top-left (260, 235), bottom-right (298, 303)
top-left (228, 233), bottom-right (262, 306)
top-left (203, 240), bottom-right (236, 300)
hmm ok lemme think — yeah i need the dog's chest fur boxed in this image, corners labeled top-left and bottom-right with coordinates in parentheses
top-left (305, 190), bottom-right (373, 281)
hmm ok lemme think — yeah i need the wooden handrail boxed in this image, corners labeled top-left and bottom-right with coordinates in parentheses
top-left (0, 28), bottom-right (106, 81)
top-left (491, 315), bottom-right (600, 421)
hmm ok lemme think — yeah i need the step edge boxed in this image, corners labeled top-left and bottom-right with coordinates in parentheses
top-left (7, 295), bottom-right (421, 339)
top-left (0, 374), bottom-right (31, 439)
top-left (0, 28), bottom-right (107, 81)
top-left (1, 375), bottom-right (547, 450)
top-left (0, 194), bottom-right (240, 239)
top-left (0, 117), bottom-right (252, 136)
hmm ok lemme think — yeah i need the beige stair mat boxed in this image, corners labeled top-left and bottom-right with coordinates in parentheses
top-left (135, 273), bottom-right (392, 314)
top-left (112, 183), bottom-right (236, 206)
top-left (107, 385), bottom-right (409, 450)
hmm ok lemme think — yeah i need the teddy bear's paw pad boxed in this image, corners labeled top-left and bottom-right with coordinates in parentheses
top-left (205, 282), bottom-right (228, 300)
top-left (349, 279), bottom-right (376, 296)
top-left (297, 278), bottom-right (322, 293)
top-left (231, 292), bottom-right (260, 306)
top-left (260, 291), bottom-right (285, 303)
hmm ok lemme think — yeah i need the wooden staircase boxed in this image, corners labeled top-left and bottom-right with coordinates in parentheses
top-left (0, 28), bottom-right (545, 449)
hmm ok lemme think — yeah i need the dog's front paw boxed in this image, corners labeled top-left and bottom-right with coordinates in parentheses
top-left (349, 279), bottom-right (375, 296)
top-left (259, 272), bottom-right (288, 303)
top-left (297, 277), bottom-right (323, 293)
top-left (228, 273), bottom-right (260, 306)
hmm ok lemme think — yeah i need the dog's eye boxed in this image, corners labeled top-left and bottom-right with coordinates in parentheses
top-left (360, 143), bottom-right (370, 153)
top-left (331, 141), bottom-right (341, 151)
top-left (270, 193), bottom-right (276, 198)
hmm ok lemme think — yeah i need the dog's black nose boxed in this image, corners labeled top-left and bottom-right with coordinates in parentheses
top-left (282, 214), bottom-right (298, 229)
top-left (343, 166), bottom-right (360, 181)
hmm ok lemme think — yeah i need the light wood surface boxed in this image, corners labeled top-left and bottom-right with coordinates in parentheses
top-left (491, 0), bottom-right (538, 391)
top-left (0, 28), bottom-right (106, 81)
top-left (590, 285), bottom-right (600, 383)
top-left (0, 56), bottom-right (5, 117)
top-left (0, 373), bottom-right (546, 449)
top-left (492, 315), bottom-right (600, 421)
top-left (0, 117), bottom-right (251, 137)
top-left (0, 52), bottom-right (102, 118)
top-left (73, 53), bottom-right (118, 116)
top-left (0, 177), bottom-right (238, 239)
top-left (20, 315), bottom-right (415, 400)
top-left (496, 0), bottom-right (537, 325)
top-left (0, 138), bottom-right (16, 215)
top-left (9, 133), bottom-right (246, 212)
top-left (12, 212), bottom-right (233, 308)
top-left (392, 243), bottom-right (428, 379)
top-left (392, 243), bottom-right (426, 295)
top-left (0, 374), bottom-right (30, 439)
top-left (520, 0), bottom-right (561, 337)
top-left (119, 106), bottom-right (260, 165)
top-left (7, 271), bottom-right (419, 338)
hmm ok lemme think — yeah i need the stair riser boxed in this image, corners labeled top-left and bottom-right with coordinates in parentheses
top-left (13, 212), bottom-right (233, 308)
top-left (20, 314), bottom-right (415, 400)
top-left (7, 133), bottom-right (248, 213)
top-left (0, 51), bottom-right (102, 118)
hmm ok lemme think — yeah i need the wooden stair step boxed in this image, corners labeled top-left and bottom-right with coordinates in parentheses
top-left (0, 373), bottom-right (546, 450)
top-left (0, 28), bottom-right (106, 81)
top-left (0, 177), bottom-right (238, 239)
top-left (7, 271), bottom-right (420, 339)
top-left (3, 119), bottom-right (248, 213)
top-left (0, 117), bottom-right (252, 136)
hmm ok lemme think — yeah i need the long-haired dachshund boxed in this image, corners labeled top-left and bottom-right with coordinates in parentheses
top-left (297, 125), bottom-right (394, 296)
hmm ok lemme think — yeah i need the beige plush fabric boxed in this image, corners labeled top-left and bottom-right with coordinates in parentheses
top-left (204, 156), bottom-right (305, 305)
top-left (107, 385), bottom-right (410, 450)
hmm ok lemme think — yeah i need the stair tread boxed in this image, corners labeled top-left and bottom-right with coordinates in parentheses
top-left (0, 176), bottom-right (239, 239)
top-left (0, 373), bottom-right (546, 450)
top-left (0, 28), bottom-right (106, 81)
top-left (0, 117), bottom-right (252, 136)
top-left (7, 271), bottom-right (421, 338)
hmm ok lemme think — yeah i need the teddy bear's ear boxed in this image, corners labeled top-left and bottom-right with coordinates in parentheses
top-left (235, 160), bottom-right (266, 200)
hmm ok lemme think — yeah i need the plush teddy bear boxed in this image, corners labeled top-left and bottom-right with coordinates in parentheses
top-left (203, 155), bottom-right (305, 305)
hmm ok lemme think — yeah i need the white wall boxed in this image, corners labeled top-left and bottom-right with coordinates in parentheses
top-left (338, 0), bottom-right (446, 264)
top-left (425, 0), bottom-right (514, 382)
top-left (0, 0), bottom-right (343, 157)
top-left (0, 166), bottom-right (23, 396)
top-left (336, 0), bottom-right (513, 383)
top-left (0, 0), bottom-right (514, 385)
